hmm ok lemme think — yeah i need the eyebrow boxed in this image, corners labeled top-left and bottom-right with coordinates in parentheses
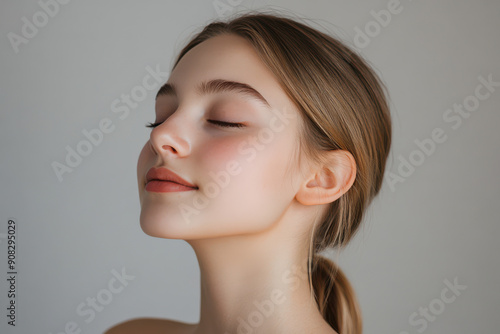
top-left (155, 79), bottom-right (271, 109)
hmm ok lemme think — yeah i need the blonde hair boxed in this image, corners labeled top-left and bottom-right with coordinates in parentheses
top-left (171, 11), bottom-right (392, 334)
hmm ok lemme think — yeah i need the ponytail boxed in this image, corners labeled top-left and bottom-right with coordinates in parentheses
top-left (311, 254), bottom-right (362, 334)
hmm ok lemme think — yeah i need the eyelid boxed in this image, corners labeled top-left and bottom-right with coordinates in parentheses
top-left (145, 121), bottom-right (162, 128)
top-left (145, 120), bottom-right (245, 129)
top-left (207, 120), bottom-right (245, 128)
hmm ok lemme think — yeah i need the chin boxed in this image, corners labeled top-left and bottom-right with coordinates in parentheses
top-left (139, 208), bottom-right (194, 240)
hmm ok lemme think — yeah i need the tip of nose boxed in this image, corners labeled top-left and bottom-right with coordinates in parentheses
top-left (149, 131), bottom-right (190, 157)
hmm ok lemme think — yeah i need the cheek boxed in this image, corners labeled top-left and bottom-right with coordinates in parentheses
top-left (195, 135), bottom-right (275, 220)
top-left (200, 132), bottom-right (295, 188)
top-left (137, 143), bottom-right (150, 176)
top-left (137, 142), bottom-right (153, 196)
top-left (259, 135), bottom-right (298, 197)
top-left (198, 136), bottom-right (248, 177)
top-left (199, 133), bottom-right (296, 207)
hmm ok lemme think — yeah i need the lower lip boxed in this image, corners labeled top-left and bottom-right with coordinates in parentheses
top-left (145, 180), bottom-right (197, 193)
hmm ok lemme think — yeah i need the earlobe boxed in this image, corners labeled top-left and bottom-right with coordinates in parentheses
top-left (295, 150), bottom-right (356, 206)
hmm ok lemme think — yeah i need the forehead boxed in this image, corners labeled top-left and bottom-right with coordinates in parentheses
top-left (166, 33), bottom-right (294, 112)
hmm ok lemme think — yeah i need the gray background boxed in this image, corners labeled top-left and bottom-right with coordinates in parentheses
top-left (1, 0), bottom-right (499, 333)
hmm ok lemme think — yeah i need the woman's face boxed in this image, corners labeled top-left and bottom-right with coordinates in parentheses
top-left (136, 33), bottom-right (306, 240)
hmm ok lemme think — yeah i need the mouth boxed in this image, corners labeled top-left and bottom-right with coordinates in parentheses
top-left (144, 167), bottom-right (198, 193)
top-left (145, 180), bottom-right (198, 193)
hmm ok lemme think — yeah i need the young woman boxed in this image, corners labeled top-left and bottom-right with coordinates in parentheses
top-left (106, 11), bottom-right (391, 334)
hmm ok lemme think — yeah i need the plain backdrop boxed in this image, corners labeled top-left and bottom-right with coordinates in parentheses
top-left (1, 0), bottom-right (499, 333)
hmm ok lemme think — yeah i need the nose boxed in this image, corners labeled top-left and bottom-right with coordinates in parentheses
top-left (149, 111), bottom-right (192, 158)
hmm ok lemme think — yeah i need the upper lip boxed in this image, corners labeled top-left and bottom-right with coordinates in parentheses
top-left (146, 167), bottom-right (198, 188)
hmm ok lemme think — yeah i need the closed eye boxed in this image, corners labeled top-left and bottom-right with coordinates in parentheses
top-left (145, 121), bottom-right (162, 128)
top-left (207, 120), bottom-right (245, 128)
top-left (145, 120), bottom-right (245, 128)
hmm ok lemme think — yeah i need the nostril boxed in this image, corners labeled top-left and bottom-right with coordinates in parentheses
top-left (163, 145), bottom-right (177, 153)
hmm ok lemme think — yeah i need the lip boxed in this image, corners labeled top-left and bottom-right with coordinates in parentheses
top-left (145, 180), bottom-right (198, 193)
top-left (145, 167), bottom-right (198, 192)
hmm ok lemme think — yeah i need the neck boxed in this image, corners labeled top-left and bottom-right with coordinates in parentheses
top-left (186, 210), bottom-right (331, 333)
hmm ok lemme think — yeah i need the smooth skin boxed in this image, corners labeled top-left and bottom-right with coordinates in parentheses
top-left (106, 33), bottom-right (356, 334)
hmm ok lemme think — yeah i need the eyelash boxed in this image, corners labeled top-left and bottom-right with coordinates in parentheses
top-left (145, 120), bottom-right (245, 128)
top-left (145, 121), bottom-right (162, 128)
top-left (207, 120), bottom-right (245, 128)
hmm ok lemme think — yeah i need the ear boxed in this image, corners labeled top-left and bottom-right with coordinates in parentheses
top-left (295, 150), bottom-right (356, 206)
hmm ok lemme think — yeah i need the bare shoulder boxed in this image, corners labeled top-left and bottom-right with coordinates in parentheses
top-left (103, 317), bottom-right (197, 334)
